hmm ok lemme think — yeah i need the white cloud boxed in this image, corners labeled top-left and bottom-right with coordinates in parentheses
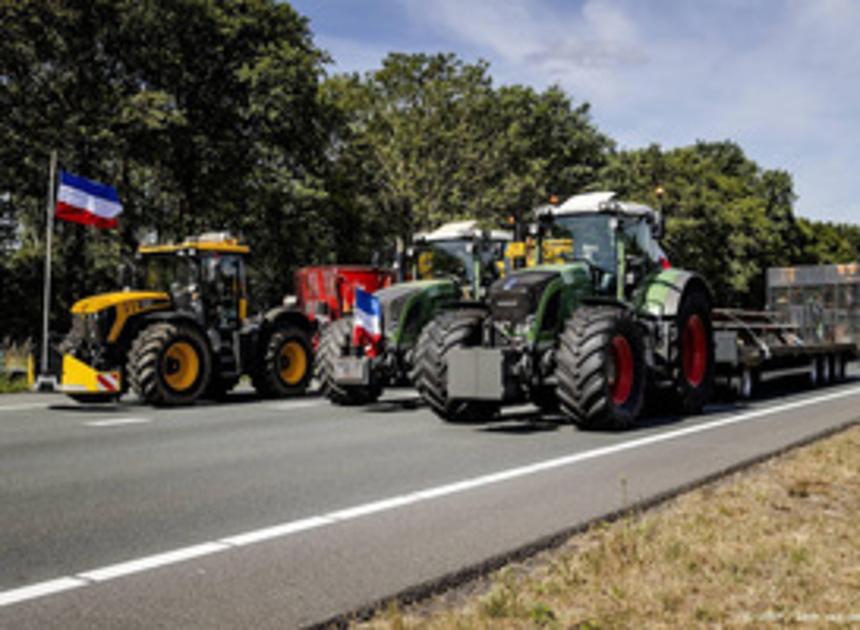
top-left (402, 0), bottom-right (860, 224)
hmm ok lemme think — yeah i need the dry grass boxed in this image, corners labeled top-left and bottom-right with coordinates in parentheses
top-left (359, 425), bottom-right (860, 629)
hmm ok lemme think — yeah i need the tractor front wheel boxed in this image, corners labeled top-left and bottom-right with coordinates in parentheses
top-left (252, 325), bottom-right (313, 398)
top-left (316, 317), bottom-right (382, 405)
top-left (413, 309), bottom-right (499, 422)
top-left (129, 322), bottom-right (212, 406)
top-left (556, 306), bottom-right (647, 430)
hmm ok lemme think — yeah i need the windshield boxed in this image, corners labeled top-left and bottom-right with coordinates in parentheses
top-left (550, 214), bottom-right (616, 271)
top-left (415, 239), bottom-right (505, 284)
top-left (142, 254), bottom-right (198, 291)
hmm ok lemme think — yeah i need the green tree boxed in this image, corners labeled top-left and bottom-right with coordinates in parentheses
top-left (323, 53), bottom-right (612, 257)
top-left (0, 0), bottom-right (331, 338)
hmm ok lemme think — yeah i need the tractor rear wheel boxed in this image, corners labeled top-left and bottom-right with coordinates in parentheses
top-left (316, 317), bottom-right (382, 405)
top-left (413, 309), bottom-right (499, 422)
top-left (556, 306), bottom-right (646, 430)
top-left (251, 325), bottom-right (313, 398)
top-left (671, 289), bottom-right (715, 413)
top-left (130, 322), bottom-right (212, 406)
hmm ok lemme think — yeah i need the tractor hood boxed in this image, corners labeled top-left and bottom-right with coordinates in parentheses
top-left (71, 291), bottom-right (170, 314)
top-left (375, 279), bottom-right (456, 341)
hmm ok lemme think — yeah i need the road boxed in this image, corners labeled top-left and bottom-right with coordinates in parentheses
top-left (1, 371), bottom-right (859, 629)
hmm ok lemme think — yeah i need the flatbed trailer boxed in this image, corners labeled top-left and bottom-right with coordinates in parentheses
top-left (713, 308), bottom-right (857, 398)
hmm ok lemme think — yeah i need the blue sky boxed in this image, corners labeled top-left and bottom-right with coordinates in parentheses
top-left (293, 0), bottom-right (860, 225)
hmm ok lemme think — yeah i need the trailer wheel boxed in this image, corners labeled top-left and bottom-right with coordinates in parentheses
top-left (555, 306), bottom-right (646, 430)
top-left (670, 289), bottom-right (715, 414)
top-left (316, 317), bottom-right (382, 405)
top-left (835, 355), bottom-right (847, 382)
top-left (809, 358), bottom-right (820, 387)
top-left (413, 309), bottom-right (499, 422)
top-left (252, 325), bottom-right (313, 398)
top-left (130, 322), bottom-right (212, 406)
top-left (738, 366), bottom-right (758, 400)
top-left (819, 355), bottom-right (832, 386)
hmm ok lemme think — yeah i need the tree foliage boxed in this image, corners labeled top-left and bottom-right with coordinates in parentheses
top-left (1, 0), bottom-right (331, 338)
top-left (323, 53), bottom-right (611, 259)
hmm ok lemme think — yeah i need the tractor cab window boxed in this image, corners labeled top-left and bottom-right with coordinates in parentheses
top-left (550, 214), bottom-right (616, 273)
top-left (415, 240), bottom-right (473, 282)
top-left (202, 254), bottom-right (243, 330)
top-left (142, 254), bottom-right (198, 292)
top-left (415, 239), bottom-right (505, 286)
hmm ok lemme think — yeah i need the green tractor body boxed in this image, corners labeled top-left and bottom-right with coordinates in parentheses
top-left (414, 192), bottom-right (716, 428)
top-left (316, 221), bottom-right (511, 405)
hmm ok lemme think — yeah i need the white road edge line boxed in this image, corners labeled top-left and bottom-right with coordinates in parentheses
top-left (267, 400), bottom-right (324, 411)
top-left (84, 418), bottom-right (151, 428)
top-left (0, 403), bottom-right (49, 413)
top-left (2, 384), bottom-right (859, 609)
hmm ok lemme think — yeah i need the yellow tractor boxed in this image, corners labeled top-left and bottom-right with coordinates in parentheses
top-left (57, 232), bottom-right (314, 405)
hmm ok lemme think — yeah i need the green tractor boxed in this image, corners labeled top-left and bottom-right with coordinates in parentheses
top-left (316, 221), bottom-right (511, 405)
top-left (413, 192), bottom-right (715, 429)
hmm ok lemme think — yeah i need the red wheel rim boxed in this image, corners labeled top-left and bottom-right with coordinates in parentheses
top-left (609, 335), bottom-right (634, 405)
top-left (682, 315), bottom-right (707, 387)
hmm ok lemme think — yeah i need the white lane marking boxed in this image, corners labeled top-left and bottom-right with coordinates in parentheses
top-left (267, 400), bottom-right (324, 411)
top-left (0, 577), bottom-right (87, 607)
top-left (0, 402), bottom-right (49, 413)
top-left (220, 516), bottom-right (333, 547)
top-left (2, 384), bottom-right (860, 609)
top-left (78, 543), bottom-right (230, 582)
top-left (84, 418), bottom-right (150, 428)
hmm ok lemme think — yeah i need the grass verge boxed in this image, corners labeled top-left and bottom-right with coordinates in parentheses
top-left (0, 373), bottom-right (29, 394)
top-left (361, 424), bottom-right (860, 628)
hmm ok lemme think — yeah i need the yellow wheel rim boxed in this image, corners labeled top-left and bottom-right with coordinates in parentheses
top-left (162, 341), bottom-right (200, 391)
top-left (279, 340), bottom-right (308, 385)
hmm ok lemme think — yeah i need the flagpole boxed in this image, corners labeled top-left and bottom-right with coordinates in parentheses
top-left (39, 150), bottom-right (57, 387)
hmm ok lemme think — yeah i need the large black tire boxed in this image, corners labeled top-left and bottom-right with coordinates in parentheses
top-left (670, 289), bottom-right (715, 414)
top-left (251, 325), bottom-right (313, 398)
top-left (413, 309), bottom-right (499, 422)
top-left (129, 322), bottom-right (212, 406)
top-left (556, 306), bottom-right (647, 430)
top-left (316, 317), bottom-right (382, 405)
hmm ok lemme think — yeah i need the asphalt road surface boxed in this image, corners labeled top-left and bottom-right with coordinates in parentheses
top-left (1, 369), bottom-right (859, 629)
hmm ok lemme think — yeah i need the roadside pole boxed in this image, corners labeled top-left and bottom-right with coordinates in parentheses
top-left (36, 150), bottom-right (58, 391)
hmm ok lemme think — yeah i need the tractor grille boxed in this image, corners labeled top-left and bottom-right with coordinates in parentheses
top-left (488, 271), bottom-right (558, 323)
top-left (376, 284), bottom-right (422, 338)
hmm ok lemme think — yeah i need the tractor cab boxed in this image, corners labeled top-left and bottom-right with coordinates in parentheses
top-left (410, 221), bottom-right (511, 300)
top-left (538, 191), bottom-right (669, 300)
top-left (138, 232), bottom-right (250, 331)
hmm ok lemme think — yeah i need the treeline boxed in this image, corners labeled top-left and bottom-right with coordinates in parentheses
top-left (1, 1), bottom-right (857, 340)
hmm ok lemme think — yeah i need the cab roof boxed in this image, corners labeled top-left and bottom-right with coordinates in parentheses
top-left (137, 232), bottom-right (250, 255)
top-left (547, 191), bottom-right (657, 220)
top-left (415, 220), bottom-right (512, 243)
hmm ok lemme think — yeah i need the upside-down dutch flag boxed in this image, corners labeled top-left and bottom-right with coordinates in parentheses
top-left (56, 171), bottom-right (123, 229)
top-left (353, 287), bottom-right (383, 357)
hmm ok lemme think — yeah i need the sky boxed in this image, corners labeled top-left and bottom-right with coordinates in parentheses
top-left (292, 0), bottom-right (860, 225)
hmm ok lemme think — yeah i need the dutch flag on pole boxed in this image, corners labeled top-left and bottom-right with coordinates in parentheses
top-left (56, 171), bottom-right (123, 229)
top-left (353, 287), bottom-right (382, 355)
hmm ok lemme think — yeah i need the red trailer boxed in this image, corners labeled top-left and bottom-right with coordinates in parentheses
top-left (293, 265), bottom-right (395, 327)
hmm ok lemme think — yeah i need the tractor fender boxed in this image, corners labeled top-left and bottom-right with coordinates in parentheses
top-left (636, 269), bottom-right (713, 320)
top-left (121, 311), bottom-right (208, 351)
top-left (260, 306), bottom-right (316, 336)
